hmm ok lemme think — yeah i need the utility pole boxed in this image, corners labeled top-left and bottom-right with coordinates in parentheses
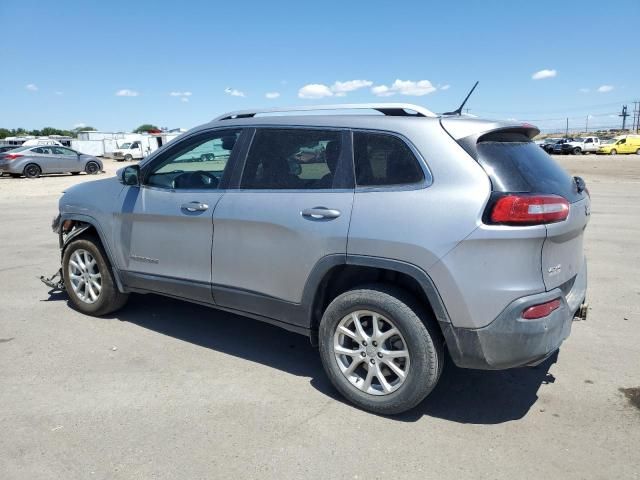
top-left (633, 101), bottom-right (640, 133)
top-left (619, 105), bottom-right (629, 131)
top-left (565, 117), bottom-right (569, 138)
top-left (585, 115), bottom-right (589, 133)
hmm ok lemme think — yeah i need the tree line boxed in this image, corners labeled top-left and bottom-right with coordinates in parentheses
top-left (0, 124), bottom-right (160, 139)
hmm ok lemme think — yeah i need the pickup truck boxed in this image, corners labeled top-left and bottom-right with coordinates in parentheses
top-left (553, 136), bottom-right (600, 155)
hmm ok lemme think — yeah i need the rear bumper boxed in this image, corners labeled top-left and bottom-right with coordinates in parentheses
top-left (0, 161), bottom-right (18, 173)
top-left (442, 257), bottom-right (587, 370)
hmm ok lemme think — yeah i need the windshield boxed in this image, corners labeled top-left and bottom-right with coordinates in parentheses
top-left (119, 143), bottom-right (131, 149)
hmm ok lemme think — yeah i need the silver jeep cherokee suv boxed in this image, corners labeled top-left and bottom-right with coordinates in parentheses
top-left (50, 103), bottom-right (589, 414)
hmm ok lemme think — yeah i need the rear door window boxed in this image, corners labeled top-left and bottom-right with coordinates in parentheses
top-left (240, 128), bottom-right (347, 189)
top-left (475, 131), bottom-right (583, 203)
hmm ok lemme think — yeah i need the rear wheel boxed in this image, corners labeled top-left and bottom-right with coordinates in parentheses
top-left (572, 147), bottom-right (582, 155)
top-left (85, 161), bottom-right (100, 175)
top-left (318, 285), bottom-right (443, 415)
top-left (636, 148), bottom-right (640, 155)
top-left (124, 154), bottom-right (133, 161)
top-left (610, 149), bottom-right (617, 155)
top-left (62, 236), bottom-right (129, 316)
top-left (23, 163), bottom-right (41, 178)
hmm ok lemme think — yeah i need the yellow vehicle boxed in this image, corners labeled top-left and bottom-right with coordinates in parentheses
top-left (597, 135), bottom-right (640, 155)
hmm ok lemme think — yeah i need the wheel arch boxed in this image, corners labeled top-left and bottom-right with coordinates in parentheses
top-left (305, 255), bottom-right (451, 345)
top-left (23, 162), bottom-right (42, 177)
top-left (58, 214), bottom-right (125, 293)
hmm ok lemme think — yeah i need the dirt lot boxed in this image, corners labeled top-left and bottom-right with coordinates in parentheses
top-left (1, 155), bottom-right (639, 479)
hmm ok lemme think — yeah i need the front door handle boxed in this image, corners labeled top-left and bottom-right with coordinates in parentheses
top-left (181, 201), bottom-right (209, 212)
top-left (301, 207), bottom-right (341, 219)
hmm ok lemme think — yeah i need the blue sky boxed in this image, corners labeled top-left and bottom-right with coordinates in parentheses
top-left (2, 0), bottom-right (638, 133)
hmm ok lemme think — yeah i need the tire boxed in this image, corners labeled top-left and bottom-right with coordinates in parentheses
top-left (124, 154), bottom-right (133, 162)
top-left (573, 147), bottom-right (582, 155)
top-left (636, 148), bottom-right (640, 155)
top-left (318, 284), bottom-right (443, 415)
top-left (85, 161), bottom-right (100, 175)
top-left (23, 163), bottom-right (41, 178)
top-left (200, 154), bottom-right (208, 162)
top-left (62, 235), bottom-right (129, 316)
top-left (610, 149), bottom-right (617, 155)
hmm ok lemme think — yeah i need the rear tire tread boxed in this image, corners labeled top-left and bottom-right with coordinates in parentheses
top-left (318, 284), bottom-right (443, 415)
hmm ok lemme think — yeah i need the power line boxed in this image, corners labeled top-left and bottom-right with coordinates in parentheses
top-left (473, 99), bottom-right (636, 116)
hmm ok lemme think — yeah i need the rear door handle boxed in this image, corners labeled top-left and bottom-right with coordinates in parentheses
top-left (181, 201), bottom-right (209, 212)
top-left (301, 207), bottom-right (341, 219)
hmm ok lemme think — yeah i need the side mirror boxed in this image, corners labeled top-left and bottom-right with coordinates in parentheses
top-left (120, 164), bottom-right (140, 186)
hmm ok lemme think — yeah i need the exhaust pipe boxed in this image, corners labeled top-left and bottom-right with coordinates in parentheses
top-left (574, 303), bottom-right (589, 321)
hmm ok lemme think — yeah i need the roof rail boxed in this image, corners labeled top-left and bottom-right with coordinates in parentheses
top-left (213, 103), bottom-right (437, 121)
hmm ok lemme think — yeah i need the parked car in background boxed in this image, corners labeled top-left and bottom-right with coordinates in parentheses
top-left (597, 135), bottom-right (640, 155)
top-left (0, 145), bottom-right (18, 154)
top-left (112, 141), bottom-right (144, 161)
top-left (554, 136), bottom-right (601, 155)
top-left (0, 145), bottom-right (102, 178)
top-left (539, 138), bottom-right (561, 153)
top-left (544, 138), bottom-right (577, 153)
top-left (48, 103), bottom-right (590, 414)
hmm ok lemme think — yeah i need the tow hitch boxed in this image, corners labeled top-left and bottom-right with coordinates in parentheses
top-left (40, 268), bottom-right (64, 291)
top-left (574, 303), bottom-right (589, 321)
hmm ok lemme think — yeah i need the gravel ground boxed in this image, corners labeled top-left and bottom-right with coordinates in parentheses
top-left (1, 155), bottom-right (639, 480)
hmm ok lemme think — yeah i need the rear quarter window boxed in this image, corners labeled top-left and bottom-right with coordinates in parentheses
top-left (353, 131), bottom-right (425, 187)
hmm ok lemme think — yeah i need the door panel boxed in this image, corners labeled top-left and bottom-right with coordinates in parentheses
top-left (211, 127), bottom-right (354, 323)
top-left (33, 147), bottom-right (59, 173)
top-left (115, 186), bottom-right (222, 298)
top-left (211, 191), bottom-right (353, 304)
top-left (113, 128), bottom-right (243, 302)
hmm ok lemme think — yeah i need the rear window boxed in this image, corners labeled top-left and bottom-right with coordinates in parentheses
top-left (475, 132), bottom-right (583, 203)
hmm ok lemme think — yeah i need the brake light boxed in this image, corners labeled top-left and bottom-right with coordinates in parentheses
top-left (4, 153), bottom-right (22, 160)
top-left (490, 194), bottom-right (569, 225)
top-left (522, 299), bottom-right (561, 319)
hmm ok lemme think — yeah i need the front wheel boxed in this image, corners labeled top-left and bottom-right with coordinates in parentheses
top-left (636, 148), bottom-right (640, 155)
top-left (62, 236), bottom-right (129, 316)
top-left (85, 161), bottom-right (100, 175)
top-left (610, 149), bottom-right (617, 155)
top-left (124, 154), bottom-right (133, 162)
top-left (318, 285), bottom-right (443, 415)
top-left (573, 147), bottom-right (582, 155)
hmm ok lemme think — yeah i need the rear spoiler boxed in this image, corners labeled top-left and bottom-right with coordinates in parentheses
top-left (440, 117), bottom-right (540, 161)
top-left (440, 117), bottom-right (539, 141)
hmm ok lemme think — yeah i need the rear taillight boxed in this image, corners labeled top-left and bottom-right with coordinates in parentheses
top-left (4, 153), bottom-right (23, 160)
top-left (490, 194), bottom-right (569, 225)
top-left (522, 298), bottom-right (561, 319)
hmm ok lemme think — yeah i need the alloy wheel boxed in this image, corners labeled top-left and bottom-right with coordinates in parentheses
top-left (86, 161), bottom-right (99, 174)
top-left (333, 310), bottom-right (410, 395)
top-left (68, 249), bottom-right (102, 304)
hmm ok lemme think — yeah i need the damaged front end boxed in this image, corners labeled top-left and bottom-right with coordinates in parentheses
top-left (40, 214), bottom-right (92, 291)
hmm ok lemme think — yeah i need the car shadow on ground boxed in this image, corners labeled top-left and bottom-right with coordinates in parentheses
top-left (45, 291), bottom-right (557, 425)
